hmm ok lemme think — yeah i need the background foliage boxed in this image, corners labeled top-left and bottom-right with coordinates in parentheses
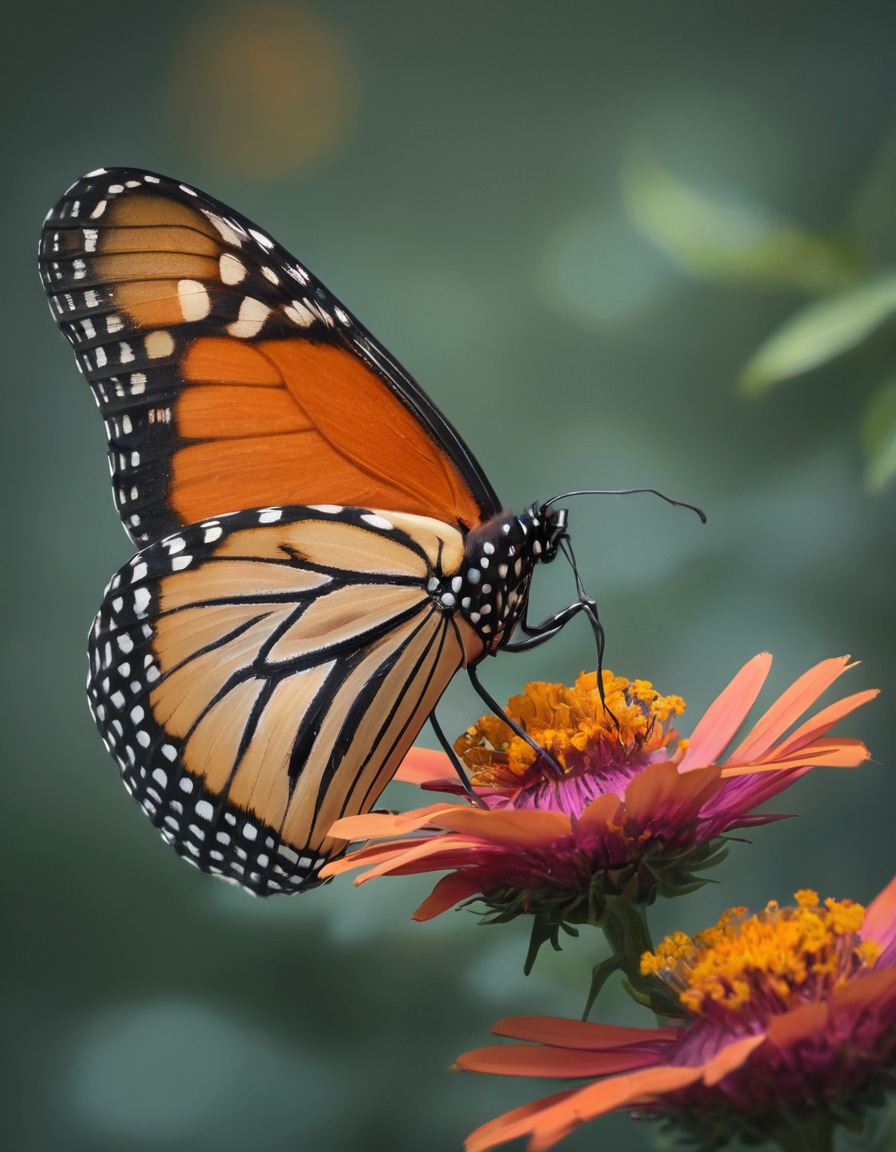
top-left (3, 3), bottom-right (895, 1149)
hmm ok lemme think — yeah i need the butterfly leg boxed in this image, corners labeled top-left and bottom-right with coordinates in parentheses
top-left (429, 711), bottom-right (488, 808)
top-left (466, 664), bottom-right (565, 778)
top-left (503, 536), bottom-right (615, 722)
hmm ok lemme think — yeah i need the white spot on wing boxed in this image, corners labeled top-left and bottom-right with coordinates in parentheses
top-left (361, 513), bottom-right (394, 531)
top-left (145, 330), bottom-right (175, 359)
top-left (178, 279), bottom-right (211, 321)
top-left (228, 297), bottom-right (271, 339)
top-left (204, 211), bottom-right (244, 246)
top-left (249, 228), bottom-right (275, 250)
top-left (219, 252), bottom-right (247, 285)
top-left (284, 300), bottom-right (316, 327)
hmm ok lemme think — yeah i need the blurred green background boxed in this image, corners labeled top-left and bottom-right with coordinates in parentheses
top-left (4, 2), bottom-right (896, 1150)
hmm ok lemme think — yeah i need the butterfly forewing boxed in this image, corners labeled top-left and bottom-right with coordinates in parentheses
top-left (39, 168), bottom-right (500, 547)
top-left (89, 504), bottom-right (482, 893)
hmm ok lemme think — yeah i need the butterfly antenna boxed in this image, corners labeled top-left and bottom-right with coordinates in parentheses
top-left (546, 487), bottom-right (707, 524)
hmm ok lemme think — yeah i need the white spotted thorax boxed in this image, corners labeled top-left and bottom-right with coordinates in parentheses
top-left (454, 504), bottom-right (567, 651)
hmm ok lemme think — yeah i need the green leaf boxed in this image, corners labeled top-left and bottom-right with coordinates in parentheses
top-left (622, 142), bottom-right (862, 293)
top-left (740, 273), bottom-right (896, 394)
top-left (862, 377), bottom-right (896, 491)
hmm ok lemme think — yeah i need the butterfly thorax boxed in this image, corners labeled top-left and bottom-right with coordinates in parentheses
top-left (454, 505), bottom-right (567, 653)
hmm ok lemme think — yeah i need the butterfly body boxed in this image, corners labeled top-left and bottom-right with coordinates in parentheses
top-left (39, 168), bottom-right (575, 894)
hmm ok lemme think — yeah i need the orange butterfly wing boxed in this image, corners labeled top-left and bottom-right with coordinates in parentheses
top-left (88, 505), bottom-right (481, 893)
top-left (38, 169), bottom-right (561, 895)
top-left (39, 169), bottom-right (501, 545)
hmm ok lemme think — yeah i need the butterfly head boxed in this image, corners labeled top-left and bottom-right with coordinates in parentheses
top-left (529, 501), bottom-right (569, 564)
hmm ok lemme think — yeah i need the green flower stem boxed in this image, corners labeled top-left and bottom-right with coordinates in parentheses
top-left (588, 896), bottom-right (685, 1018)
top-left (598, 894), bottom-right (656, 965)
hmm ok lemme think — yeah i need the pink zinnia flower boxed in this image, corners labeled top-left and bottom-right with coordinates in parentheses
top-left (322, 655), bottom-right (875, 968)
top-left (455, 877), bottom-right (896, 1152)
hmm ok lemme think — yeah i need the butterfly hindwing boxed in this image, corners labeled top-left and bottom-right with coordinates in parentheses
top-left (88, 503), bottom-right (483, 893)
top-left (39, 168), bottom-right (501, 547)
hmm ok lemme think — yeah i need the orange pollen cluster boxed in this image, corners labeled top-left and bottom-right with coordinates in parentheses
top-left (640, 890), bottom-right (882, 1017)
top-left (454, 670), bottom-right (686, 789)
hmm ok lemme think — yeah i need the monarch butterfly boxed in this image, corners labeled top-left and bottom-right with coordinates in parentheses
top-left (38, 167), bottom-right (607, 896)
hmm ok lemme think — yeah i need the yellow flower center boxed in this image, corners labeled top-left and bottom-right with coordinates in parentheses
top-left (455, 670), bottom-right (686, 789)
top-left (640, 890), bottom-right (881, 1017)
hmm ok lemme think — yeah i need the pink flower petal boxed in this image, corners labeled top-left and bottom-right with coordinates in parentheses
top-left (862, 874), bottom-right (896, 963)
top-left (773, 690), bottom-right (878, 758)
top-left (393, 746), bottom-right (453, 785)
top-left (679, 653), bottom-right (772, 771)
top-left (727, 656), bottom-right (857, 763)
top-left (721, 736), bottom-right (871, 775)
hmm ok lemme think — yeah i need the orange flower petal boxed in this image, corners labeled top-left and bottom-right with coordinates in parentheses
top-left (491, 1016), bottom-right (678, 1050)
top-left (456, 1043), bottom-right (663, 1078)
top-left (464, 1089), bottom-right (579, 1152)
top-left (525, 1065), bottom-right (705, 1152)
top-left (320, 836), bottom-right (434, 877)
top-left (328, 803), bottom-right (459, 840)
top-left (413, 872), bottom-right (483, 920)
top-left (761, 971), bottom-right (896, 1052)
top-left (826, 966), bottom-right (896, 1020)
top-left (393, 746), bottom-right (453, 786)
top-left (701, 1034), bottom-right (765, 1085)
top-left (576, 792), bottom-right (625, 833)
top-left (623, 760), bottom-right (722, 825)
top-left (435, 806), bottom-right (572, 847)
top-left (727, 655), bottom-right (857, 764)
top-left (764, 1000), bottom-right (829, 1048)
top-left (331, 833), bottom-right (488, 883)
top-left (679, 653), bottom-right (772, 770)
